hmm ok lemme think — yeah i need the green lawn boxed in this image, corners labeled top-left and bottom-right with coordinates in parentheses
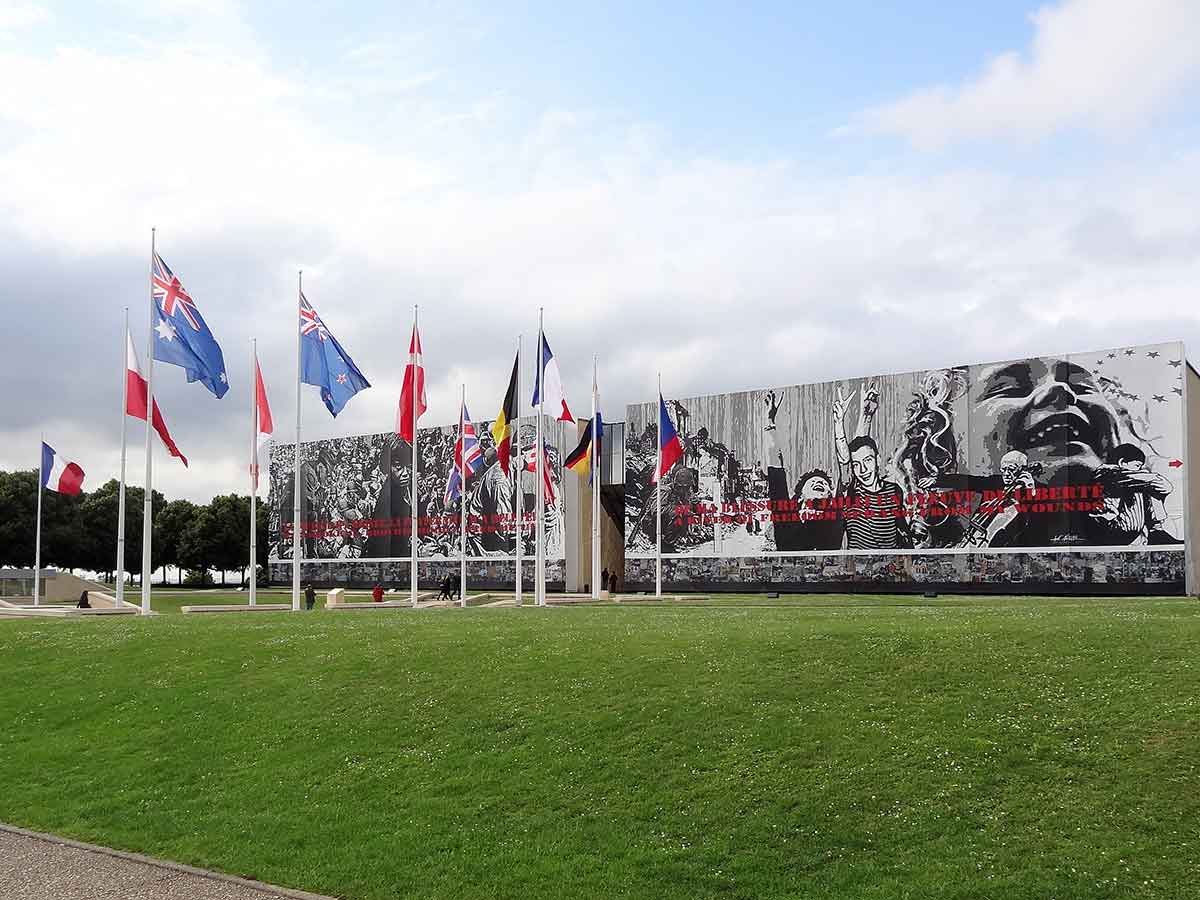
top-left (1, 596), bottom-right (1198, 899)
top-left (137, 587), bottom-right (498, 614)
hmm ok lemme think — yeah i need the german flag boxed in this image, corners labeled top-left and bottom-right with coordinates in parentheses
top-left (565, 412), bottom-right (603, 483)
top-left (491, 351), bottom-right (520, 477)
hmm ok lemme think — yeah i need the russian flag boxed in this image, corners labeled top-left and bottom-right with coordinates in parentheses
top-left (41, 442), bottom-right (85, 495)
top-left (652, 393), bottom-right (683, 484)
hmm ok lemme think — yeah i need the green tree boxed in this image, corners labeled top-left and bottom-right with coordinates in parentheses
top-left (178, 503), bottom-right (219, 582)
top-left (156, 499), bottom-right (197, 584)
top-left (206, 494), bottom-right (251, 585)
top-left (117, 485), bottom-right (167, 583)
top-left (79, 479), bottom-right (122, 580)
top-left (0, 470), bottom-right (39, 567)
top-left (256, 500), bottom-right (270, 584)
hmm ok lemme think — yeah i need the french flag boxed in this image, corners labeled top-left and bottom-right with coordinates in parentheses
top-left (652, 393), bottom-right (683, 483)
top-left (41, 442), bottom-right (85, 495)
top-left (531, 333), bottom-right (574, 423)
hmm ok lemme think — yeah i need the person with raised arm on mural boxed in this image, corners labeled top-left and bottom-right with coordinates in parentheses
top-left (762, 389), bottom-right (842, 551)
top-left (832, 382), bottom-right (912, 550)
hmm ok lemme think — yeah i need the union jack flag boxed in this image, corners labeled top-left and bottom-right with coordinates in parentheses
top-left (299, 291), bottom-right (328, 341)
top-left (153, 253), bottom-right (202, 331)
top-left (445, 403), bottom-right (483, 506)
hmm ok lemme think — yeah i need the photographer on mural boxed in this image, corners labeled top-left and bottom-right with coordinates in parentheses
top-left (1089, 443), bottom-right (1179, 545)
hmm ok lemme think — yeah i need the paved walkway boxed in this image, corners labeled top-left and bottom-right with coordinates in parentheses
top-left (0, 824), bottom-right (337, 900)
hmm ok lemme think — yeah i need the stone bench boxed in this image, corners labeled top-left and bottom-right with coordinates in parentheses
top-left (179, 604), bottom-right (293, 614)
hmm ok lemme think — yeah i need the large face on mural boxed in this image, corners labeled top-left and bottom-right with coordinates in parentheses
top-left (972, 358), bottom-right (1121, 484)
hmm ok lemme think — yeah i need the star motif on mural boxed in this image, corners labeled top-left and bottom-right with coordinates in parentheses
top-left (1152, 394), bottom-right (1167, 403)
top-left (1124, 349), bottom-right (1135, 356)
top-left (1169, 359), bottom-right (1182, 367)
top-left (1147, 351), bottom-right (1160, 358)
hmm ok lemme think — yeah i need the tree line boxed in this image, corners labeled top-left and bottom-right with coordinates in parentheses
top-left (0, 470), bottom-right (268, 585)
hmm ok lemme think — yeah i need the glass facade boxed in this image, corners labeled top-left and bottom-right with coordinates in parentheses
top-left (599, 421), bottom-right (624, 487)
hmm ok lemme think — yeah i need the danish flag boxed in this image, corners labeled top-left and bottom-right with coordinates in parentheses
top-left (397, 322), bottom-right (428, 442)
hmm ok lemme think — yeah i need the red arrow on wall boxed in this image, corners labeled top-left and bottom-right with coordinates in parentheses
top-left (1169, 459), bottom-right (1183, 468)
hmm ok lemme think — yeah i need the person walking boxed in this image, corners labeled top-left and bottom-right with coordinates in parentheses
top-left (304, 583), bottom-right (316, 610)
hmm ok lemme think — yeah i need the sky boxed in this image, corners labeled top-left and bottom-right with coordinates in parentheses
top-left (1, 0), bottom-right (1199, 503)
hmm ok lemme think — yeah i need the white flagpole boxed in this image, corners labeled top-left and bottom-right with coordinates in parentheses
top-left (249, 337), bottom-right (258, 606)
top-left (411, 304), bottom-right (420, 609)
top-left (592, 355), bottom-right (600, 600)
top-left (33, 433), bottom-right (43, 607)
top-left (656, 372), bottom-right (663, 598)
top-left (514, 334), bottom-right (523, 606)
top-left (141, 229), bottom-right (156, 615)
top-left (292, 271), bottom-right (302, 612)
top-left (116, 307), bottom-right (129, 606)
top-left (460, 385), bottom-right (467, 609)
top-left (536, 309), bottom-right (545, 606)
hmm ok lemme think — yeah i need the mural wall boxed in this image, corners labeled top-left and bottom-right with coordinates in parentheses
top-left (268, 416), bottom-right (567, 563)
top-left (625, 342), bottom-right (1187, 588)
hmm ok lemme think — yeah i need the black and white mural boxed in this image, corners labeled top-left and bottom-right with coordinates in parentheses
top-left (626, 342), bottom-right (1187, 561)
top-left (268, 415), bottom-right (566, 562)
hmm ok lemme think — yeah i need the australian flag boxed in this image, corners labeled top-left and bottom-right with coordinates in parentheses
top-left (151, 253), bottom-right (229, 398)
top-left (300, 291), bottom-right (370, 417)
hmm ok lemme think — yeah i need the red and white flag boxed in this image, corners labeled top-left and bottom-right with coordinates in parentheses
top-left (252, 356), bottom-right (274, 489)
top-left (396, 323), bottom-right (427, 442)
top-left (523, 444), bottom-right (557, 504)
top-left (126, 329), bottom-right (188, 466)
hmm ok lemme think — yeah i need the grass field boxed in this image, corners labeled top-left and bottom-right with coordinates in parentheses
top-left (1, 595), bottom-right (1198, 899)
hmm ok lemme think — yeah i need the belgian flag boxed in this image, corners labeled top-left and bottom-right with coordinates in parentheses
top-left (565, 413), bottom-right (603, 483)
top-left (491, 352), bottom-right (520, 477)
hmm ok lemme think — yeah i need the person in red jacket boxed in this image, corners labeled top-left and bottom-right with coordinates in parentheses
top-left (372, 583), bottom-right (384, 603)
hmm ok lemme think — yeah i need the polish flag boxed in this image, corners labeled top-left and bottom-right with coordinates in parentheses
top-left (41, 442), bottom-right (85, 495)
top-left (396, 323), bottom-right (427, 442)
top-left (252, 356), bottom-right (274, 489)
top-left (126, 329), bottom-right (188, 466)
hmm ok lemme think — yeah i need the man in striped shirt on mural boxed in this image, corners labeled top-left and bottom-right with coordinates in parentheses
top-left (832, 383), bottom-right (913, 550)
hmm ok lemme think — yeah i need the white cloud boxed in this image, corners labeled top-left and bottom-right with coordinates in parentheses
top-left (849, 0), bottom-right (1200, 149)
top-left (0, 1), bottom-right (48, 31)
top-left (1, 7), bottom-right (1200, 504)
